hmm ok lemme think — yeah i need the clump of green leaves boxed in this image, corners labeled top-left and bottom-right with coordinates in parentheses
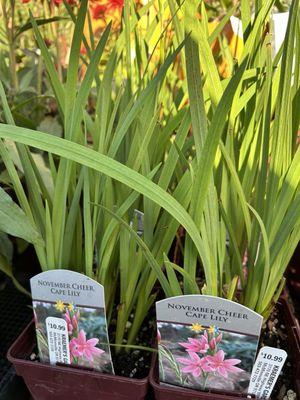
top-left (0, 0), bottom-right (194, 347)
top-left (0, 0), bottom-right (299, 363)
top-left (169, 0), bottom-right (300, 317)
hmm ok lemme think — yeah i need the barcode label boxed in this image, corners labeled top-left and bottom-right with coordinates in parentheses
top-left (46, 317), bottom-right (71, 365)
top-left (248, 346), bottom-right (287, 399)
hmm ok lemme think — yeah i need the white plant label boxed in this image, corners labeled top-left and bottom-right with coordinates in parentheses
top-left (248, 346), bottom-right (287, 399)
top-left (31, 270), bottom-right (114, 373)
top-left (272, 12), bottom-right (289, 56)
top-left (46, 317), bottom-right (71, 365)
top-left (156, 295), bottom-right (263, 393)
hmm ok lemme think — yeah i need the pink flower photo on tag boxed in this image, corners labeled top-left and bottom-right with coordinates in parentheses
top-left (179, 334), bottom-right (209, 354)
top-left (70, 330), bottom-right (105, 364)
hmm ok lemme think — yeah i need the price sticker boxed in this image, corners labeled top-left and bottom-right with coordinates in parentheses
top-left (248, 346), bottom-right (287, 399)
top-left (46, 317), bottom-right (71, 365)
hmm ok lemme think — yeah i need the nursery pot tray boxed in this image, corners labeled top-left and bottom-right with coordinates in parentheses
top-left (7, 321), bottom-right (149, 400)
top-left (150, 296), bottom-right (300, 400)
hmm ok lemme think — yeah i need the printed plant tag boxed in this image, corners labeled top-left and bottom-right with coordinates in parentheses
top-left (248, 346), bottom-right (287, 399)
top-left (156, 295), bottom-right (263, 393)
top-left (31, 270), bottom-right (114, 373)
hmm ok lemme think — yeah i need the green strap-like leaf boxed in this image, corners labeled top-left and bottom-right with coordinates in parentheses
top-left (0, 187), bottom-right (43, 246)
top-left (0, 124), bottom-right (208, 275)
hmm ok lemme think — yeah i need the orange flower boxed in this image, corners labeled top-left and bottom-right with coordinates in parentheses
top-left (91, 4), bottom-right (106, 19)
top-left (91, 0), bottom-right (124, 19)
top-left (84, 0), bottom-right (125, 50)
top-left (107, 0), bottom-right (124, 12)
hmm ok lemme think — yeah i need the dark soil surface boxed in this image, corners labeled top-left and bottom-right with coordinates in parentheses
top-left (109, 308), bottom-right (157, 379)
top-left (110, 337), bottom-right (154, 379)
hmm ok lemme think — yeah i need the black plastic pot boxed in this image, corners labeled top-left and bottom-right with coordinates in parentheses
top-left (0, 278), bottom-right (32, 400)
top-left (7, 321), bottom-right (150, 400)
top-left (149, 296), bottom-right (300, 400)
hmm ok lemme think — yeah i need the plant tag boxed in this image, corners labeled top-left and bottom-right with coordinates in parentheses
top-left (31, 270), bottom-right (114, 373)
top-left (131, 209), bottom-right (144, 237)
top-left (156, 295), bottom-right (263, 393)
top-left (46, 317), bottom-right (71, 365)
top-left (248, 346), bottom-right (287, 399)
top-left (271, 12), bottom-right (289, 56)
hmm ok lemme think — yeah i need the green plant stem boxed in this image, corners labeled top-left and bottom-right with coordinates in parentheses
top-left (102, 342), bottom-right (157, 353)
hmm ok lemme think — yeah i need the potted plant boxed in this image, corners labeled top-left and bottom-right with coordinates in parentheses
top-left (0, 0), bottom-right (200, 398)
top-left (1, 0), bottom-right (299, 399)
top-left (147, 0), bottom-right (300, 398)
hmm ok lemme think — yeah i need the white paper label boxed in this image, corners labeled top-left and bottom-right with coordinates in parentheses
top-left (46, 317), bottom-right (71, 365)
top-left (248, 346), bottom-right (287, 399)
top-left (31, 270), bottom-right (115, 373)
top-left (272, 12), bottom-right (289, 56)
top-left (156, 295), bottom-right (263, 393)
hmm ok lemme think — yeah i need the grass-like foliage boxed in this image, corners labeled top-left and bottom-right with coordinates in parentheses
top-left (0, 0), bottom-right (299, 352)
